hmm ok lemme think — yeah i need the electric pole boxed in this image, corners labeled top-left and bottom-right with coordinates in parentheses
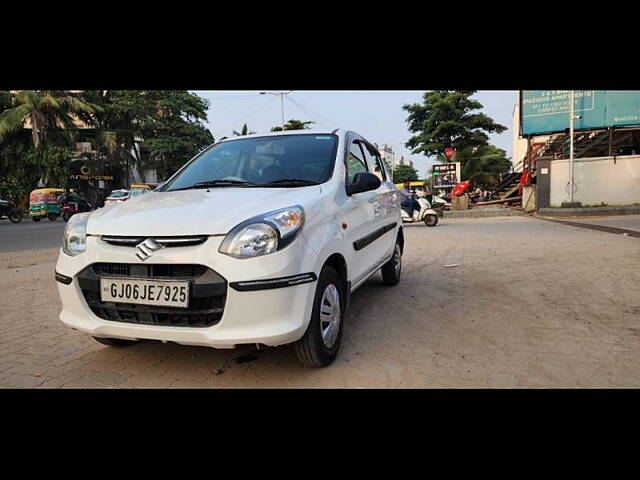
top-left (260, 91), bottom-right (293, 131)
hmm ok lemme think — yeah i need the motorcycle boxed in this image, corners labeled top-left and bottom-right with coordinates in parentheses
top-left (61, 199), bottom-right (94, 222)
top-left (0, 197), bottom-right (23, 223)
top-left (401, 195), bottom-right (440, 227)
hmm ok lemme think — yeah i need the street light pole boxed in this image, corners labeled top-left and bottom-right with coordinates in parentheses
top-left (569, 90), bottom-right (575, 203)
top-left (260, 91), bottom-right (293, 131)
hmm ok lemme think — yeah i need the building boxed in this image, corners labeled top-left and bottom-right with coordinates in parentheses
top-left (377, 143), bottom-right (397, 172)
top-left (514, 90), bottom-right (640, 209)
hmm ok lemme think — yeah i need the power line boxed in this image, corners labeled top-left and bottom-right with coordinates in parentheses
top-left (287, 97), bottom-right (338, 128)
top-left (215, 96), bottom-right (277, 138)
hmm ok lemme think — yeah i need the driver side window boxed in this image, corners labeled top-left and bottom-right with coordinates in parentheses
top-left (346, 140), bottom-right (369, 184)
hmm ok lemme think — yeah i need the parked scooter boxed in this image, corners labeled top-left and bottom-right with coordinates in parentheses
top-left (401, 195), bottom-right (439, 227)
top-left (0, 197), bottom-right (23, 223)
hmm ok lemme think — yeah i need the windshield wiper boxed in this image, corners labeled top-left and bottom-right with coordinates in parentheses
top-left (262, 179), bottom-right (320, 187)
top-left (170, 180), bottom-right (257, 191)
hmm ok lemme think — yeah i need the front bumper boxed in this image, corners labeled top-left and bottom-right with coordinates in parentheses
top-left (55, 234), bottom-right (318, 348)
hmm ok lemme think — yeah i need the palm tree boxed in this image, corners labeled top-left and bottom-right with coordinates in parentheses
top-left (456, 145), bottom-right (512, 186)
top-left (0, 91), bottom-right (97, 149)
top-left (233, 123), bottom-right (256, 136)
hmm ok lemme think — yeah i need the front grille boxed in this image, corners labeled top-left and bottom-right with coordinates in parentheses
top-left (78, 263), bottom-right (227, 328)
top-left (92, 263), bottom-right (207, 278)
top-left (102, 236), bottom-right (208, 248)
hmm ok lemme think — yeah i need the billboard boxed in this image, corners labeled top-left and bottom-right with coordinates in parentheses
top-left (432, 162), bottom-right (460, 189)
top-left (521, 90), bottom-right (640, 136)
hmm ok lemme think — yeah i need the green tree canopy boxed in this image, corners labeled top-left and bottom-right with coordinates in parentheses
top-left (392, 164), bottom-right (419, 183)
top-left (0, 90), bottom-right (214, 200)
top-left (271, 119), bottom-right (314, 132)
top-left (456, 145), bottom-right (512, 186)
top-left (77, 90), bottom-right (214, 181)
top-left (403, 91), bottom-right (507, 157)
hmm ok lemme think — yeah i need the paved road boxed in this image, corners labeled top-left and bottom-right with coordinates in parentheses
top-left (1, 215), bottom-right (639, 388)
top-left (0, 218), bottom-right (65, 252)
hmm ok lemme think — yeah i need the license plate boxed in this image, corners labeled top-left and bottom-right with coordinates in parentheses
top-left (100, 278), bottom-right (189, 308)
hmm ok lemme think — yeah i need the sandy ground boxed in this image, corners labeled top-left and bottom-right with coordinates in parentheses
top-left (1, 216), bottom-right (639, 388)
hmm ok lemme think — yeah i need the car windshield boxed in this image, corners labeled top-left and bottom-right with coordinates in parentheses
top-left (163, 134), bottom-right (338, 192)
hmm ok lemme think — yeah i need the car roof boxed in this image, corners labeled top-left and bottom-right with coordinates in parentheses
top-left (218, 129), bottom-right (343, 143)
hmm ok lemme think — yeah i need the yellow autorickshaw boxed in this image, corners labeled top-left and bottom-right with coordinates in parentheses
top-left (29, 188), bottom-right (65, 222)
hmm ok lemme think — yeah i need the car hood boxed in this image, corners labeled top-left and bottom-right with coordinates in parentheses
top-left (87, 187), bottom-right (323, 236)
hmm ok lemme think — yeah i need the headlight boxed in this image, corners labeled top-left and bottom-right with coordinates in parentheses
top-left (219, 206), bottom-right (304, 259)
top-left (62, 213), bottom-right (90, 256)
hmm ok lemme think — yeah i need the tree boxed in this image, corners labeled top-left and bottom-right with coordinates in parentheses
top-left (392, 164), bottom-right (419, 183)
top-left (403, 91), bottom-right (507, 157)
top-left (0, 90), bottom-right (96, 149)
top-left (271, 119), bottom-right (314, 132)
top-left (138, 91), bottom-right (214, 180)
top-left (77, 90), bottom-right (214, 182)
top-left (455, 145), bottom-right (512, 186)
top-left (233, 123), bottom-right (256, 136)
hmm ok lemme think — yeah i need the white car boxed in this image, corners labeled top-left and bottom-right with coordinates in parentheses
top-left (104, 189), bottom-right (130, 205)
top-left (55, 130), bottom-right (403, 367)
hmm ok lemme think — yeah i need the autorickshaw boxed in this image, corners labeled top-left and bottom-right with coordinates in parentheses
top-left (29, 188), bottom-right (65, 222)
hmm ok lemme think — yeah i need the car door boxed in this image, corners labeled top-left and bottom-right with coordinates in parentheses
top-left (360, 140), bottom-right (399, 262)
top-left (342, 134), bottom-right (386, 286)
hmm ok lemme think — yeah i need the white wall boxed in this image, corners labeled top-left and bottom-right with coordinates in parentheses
top-left (549, 155), bottom-right (640, 207)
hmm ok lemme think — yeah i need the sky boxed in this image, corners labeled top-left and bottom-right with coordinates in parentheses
top-left (192, 90), bottom-right (519, 177)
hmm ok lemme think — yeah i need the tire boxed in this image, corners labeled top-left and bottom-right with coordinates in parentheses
top-left (8, 210), bottom-right (23, 223)
top-left (381, 239), bottom-right (402, 286)
top-left (425, 215), bottom-right (438, 227)
top-left (294, 266), bottom-right (344, 367)
top-left (33, 217), bottom-right (41, 222)
top-left (48, 213), bottom-right (58, 222)
top-left (63, 212), bottom-right (72, 222)
top-left (92, 336), bottom-right (139, 347)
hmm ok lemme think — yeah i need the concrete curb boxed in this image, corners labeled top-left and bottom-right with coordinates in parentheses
top-left (444, 209), bottom-right (524, 218)
top-left (539, 205), bottom-right (640, 217)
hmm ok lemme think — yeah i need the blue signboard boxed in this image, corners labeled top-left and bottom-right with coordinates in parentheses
top-left (521, 90), bottom-right (640, 136)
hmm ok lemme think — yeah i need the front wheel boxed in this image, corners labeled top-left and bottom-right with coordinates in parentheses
top-left (62, 212), bottom-right (72, 222)
top-left (32, 216), bottom-right (41, 222)
top-left (8, 210), bottom-right (23, 223)
top-left (425, 215), bottom-right (438, 227)
top-left (295, 266), bottom-right (344, 368)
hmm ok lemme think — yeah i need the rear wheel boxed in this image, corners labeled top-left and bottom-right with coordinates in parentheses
top-left (92, 337), bottom-right (139, 347)
top-left (8, 210), bottom-right (22, 223)
top-left (62, 212), bottom-right (72, 222)
top-left (381, 239), bottom-right (402, 286)
top-left (425, 215), bottom-right (438, 227)
top-left (295, 266), bottom-right (344, 368)
top-left (48, 213), bottom-right (58, 222)
top-left (32, 216), bottom-right (41, 222)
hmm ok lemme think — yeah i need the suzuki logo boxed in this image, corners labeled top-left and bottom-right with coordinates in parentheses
top-left (136, 238), bottom-right (163, 261)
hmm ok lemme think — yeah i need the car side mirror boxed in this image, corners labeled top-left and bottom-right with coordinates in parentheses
top-left (346, 172), bottom-right (382, 196)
